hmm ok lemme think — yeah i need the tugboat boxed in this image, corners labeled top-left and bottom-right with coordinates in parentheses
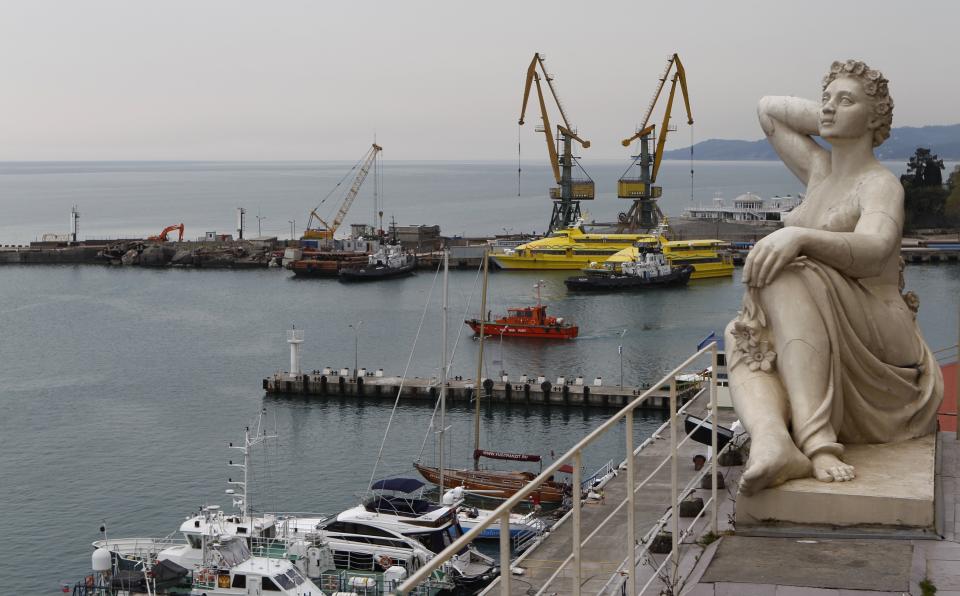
top-left (564, 245), bottom-right (694, 291)
top-left (339, 242), bottom-right (416, 281)
top-left (465, 281), bottom-right (578, 339)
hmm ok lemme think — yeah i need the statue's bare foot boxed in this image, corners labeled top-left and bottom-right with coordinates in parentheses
top-left (739, 435), bottom-right (811, 496)
top-left (811, 452), bottom-right (855, 483)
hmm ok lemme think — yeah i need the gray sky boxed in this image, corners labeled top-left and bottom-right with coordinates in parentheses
top-left (2, 0), bottom-right (957, 160)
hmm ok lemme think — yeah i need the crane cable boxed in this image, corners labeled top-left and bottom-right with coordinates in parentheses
top-left (690, 123), bottom-right (695, 201)
top-left (517, 124), bottom-right (522, 197)
top-left (311, 154), bottom-right (366, 224)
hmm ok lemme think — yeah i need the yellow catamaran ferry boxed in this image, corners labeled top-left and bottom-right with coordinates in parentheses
top-left (490, 223), bottom-right (733, 279)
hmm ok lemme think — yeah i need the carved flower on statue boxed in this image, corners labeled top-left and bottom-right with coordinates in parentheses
top-left (866, 69), bottom-right (881, 81)
top-left (830, 61), bottom-right (844, 74)
top-left (748, 340), bottom-right (777, 372)
top-left (902, 290), bottom-right (920, 314)
top-left (878, 81), bottom-right (889, 96)
top-left (875, 102), bottom-right (891, 115)
top-left (731, 321), bottom-right (759, 349)
top-left (863, 81), bottom-right (878, 96)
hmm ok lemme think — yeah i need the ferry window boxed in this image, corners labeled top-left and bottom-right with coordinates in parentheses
top-left (354, 523), bottom-right (394, 538)
top-left (717, 354), bottom-right (726, 366)
top-left (262, 576), bottom-right (281, 591)
top-left (286, 568), bottom-right (306, 586)
top-left (232, 574), bottom-right (246, 588)
top-left (274, 572), bottom-right (295, 589)
top-left (186, 535), bottom-right (202, 549)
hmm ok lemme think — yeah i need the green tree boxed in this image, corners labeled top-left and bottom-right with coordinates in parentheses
top-left (902, 148), bottom-right (949, 231)
top-left (945, 165), bottom-right (960, 223)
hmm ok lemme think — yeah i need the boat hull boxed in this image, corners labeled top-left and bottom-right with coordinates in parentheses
top-left (414, 463), bottom-right (567, 504)
top-left (339, 257), bottom-right (417, 281)
top-left (465, 320), bottom-right (578, 339)
top-left (492, 252), bottom-right (733, 278)
top-left (564, 265), bottom-right (694, 291)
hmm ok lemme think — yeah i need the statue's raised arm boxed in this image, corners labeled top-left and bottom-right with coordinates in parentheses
top-left (757, 96), bottom-right (829, 186)
top-left (725, 59), bottom-right (942, 497)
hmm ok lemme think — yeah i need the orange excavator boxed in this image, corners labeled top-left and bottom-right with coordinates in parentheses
top-left (148, 223), bottom-right (185, 242)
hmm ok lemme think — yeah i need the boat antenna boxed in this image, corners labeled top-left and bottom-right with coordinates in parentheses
top-left (473, 248), bottom-right (489, 469)
top-left (364, 259), bottom-right (442, 502)
top-left (439, 249), bottom-right (449, 495)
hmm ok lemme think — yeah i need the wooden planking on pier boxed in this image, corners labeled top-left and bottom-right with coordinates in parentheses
top-left (262, 372), bottom-right (702, 410)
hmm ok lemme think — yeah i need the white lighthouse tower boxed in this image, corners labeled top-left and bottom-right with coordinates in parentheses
top-left (287, 325), bottom-right (304, 378)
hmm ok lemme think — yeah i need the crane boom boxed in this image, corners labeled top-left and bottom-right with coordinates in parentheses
top-left (621, 53), bottom-right (693, 184)
top-left (518, 53), bottom-right (594, 233)
top-left (518, 53), bottom-right (589, 185)
top-left (616, 53), bottom-right (694, 232)
top-left (304, 143), bottom-right (382, 240)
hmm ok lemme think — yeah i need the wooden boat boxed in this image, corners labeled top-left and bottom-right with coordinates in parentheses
top-left (413, 459), bottom-right (568, 504)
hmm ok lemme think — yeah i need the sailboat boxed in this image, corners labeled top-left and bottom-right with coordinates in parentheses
top-left (414, 250), bottom-right (571, 505)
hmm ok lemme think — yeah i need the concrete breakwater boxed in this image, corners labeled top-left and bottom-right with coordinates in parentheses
top-left (263, 370), bottom-right (702, 410)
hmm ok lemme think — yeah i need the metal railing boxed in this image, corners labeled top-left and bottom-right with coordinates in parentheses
top-left (395, 342), bottom-right (720, 595)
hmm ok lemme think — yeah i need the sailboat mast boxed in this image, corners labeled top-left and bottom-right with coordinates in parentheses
top-left (439, 249), bottom-right (449, 493)
top-left (473, 249), bottom-right (489, 469)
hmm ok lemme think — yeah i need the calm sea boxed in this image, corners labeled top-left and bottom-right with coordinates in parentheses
top-left (0, 161), bottom-right (956, 593)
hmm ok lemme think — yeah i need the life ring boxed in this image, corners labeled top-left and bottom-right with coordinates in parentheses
top-left (377, 554), bottom-right (394, 569)
top-left (85, 575), bottom-right (95, 589)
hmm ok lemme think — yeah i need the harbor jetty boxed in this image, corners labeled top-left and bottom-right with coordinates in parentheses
top-left (263, 369), bottom-right (702, 410)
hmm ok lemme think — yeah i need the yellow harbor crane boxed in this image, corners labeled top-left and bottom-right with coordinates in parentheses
top-left (519, 53), bottom-right (594, 234)
top-left (303, 143), bottom-right (382, 241)
top-left (617, 53), bottom-right (693, 232)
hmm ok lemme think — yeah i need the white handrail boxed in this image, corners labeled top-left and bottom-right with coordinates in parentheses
top-left (395, 342), bottom-right (718, 595)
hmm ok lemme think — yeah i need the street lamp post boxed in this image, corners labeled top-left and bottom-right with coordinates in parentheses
top-left (288, 220), bottom-right (296, 239)
top-left (256, 214), bottom-right (266, 237)
top-left (349, 320), bottom-right (363, 379)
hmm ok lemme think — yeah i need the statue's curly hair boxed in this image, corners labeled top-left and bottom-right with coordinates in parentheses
top-left (822, 59), bottom-right (893, 147)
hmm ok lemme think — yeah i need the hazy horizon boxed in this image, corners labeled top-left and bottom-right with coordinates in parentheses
top-left (3, 1), bottom-right (958, 161)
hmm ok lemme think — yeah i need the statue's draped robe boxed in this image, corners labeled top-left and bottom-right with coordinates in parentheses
top-left (784, 257), bottom-right (941, 457)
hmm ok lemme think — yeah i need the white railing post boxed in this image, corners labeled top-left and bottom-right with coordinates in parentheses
top-left (669, 378), bottom-right (679, 589)
top-left (710, 343), bottom-right (719, 535)
top-left (626, 409), bottom-right (637, 596)
top-left (573, 450), bottom-right (582, 596)
top-left (500, 513), bottom-right (511, 595)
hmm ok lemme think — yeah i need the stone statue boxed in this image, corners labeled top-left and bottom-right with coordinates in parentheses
top-left (726, 59), bottom-right (942, 496)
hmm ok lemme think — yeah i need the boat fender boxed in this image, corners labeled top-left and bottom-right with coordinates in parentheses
top-left (523, 384), bottom-right (531, 401)
top-left (504, 383), bottom-right (512, 401)
top-left (356, 376), bottom-right (364, 395)
top-left (583, 385), bottom-right (590, 401)
top-left (562, 384), bottom-right (569, 401)
top-left (541, 381), bottom-right (551, 394)
top-left (319, 375), bottom-right (328, 395)
top-left (338, 376), bottom-right (346, 396)
top-left (483, 378), bottom-right (494, 395)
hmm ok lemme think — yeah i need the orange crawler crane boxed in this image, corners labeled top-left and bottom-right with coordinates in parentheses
top-left (148, 223), bottom-right (185, 242)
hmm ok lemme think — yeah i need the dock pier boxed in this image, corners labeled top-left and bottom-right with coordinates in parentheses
top-left (262, 370), bottom-right (702, 410)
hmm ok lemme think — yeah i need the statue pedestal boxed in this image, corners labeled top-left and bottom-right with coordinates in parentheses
top-left (737, 434), bottom-right (937, 534)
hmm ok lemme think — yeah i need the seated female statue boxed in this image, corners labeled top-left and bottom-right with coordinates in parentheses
top-left (726, 59), bottom-right (942, 495)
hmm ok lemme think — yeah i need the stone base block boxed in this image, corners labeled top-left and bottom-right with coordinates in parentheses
top-left (737, 434), bottom-right (936, 531)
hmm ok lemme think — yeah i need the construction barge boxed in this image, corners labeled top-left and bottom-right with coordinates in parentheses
top-left (262, 370), bottom-right (701, 410)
